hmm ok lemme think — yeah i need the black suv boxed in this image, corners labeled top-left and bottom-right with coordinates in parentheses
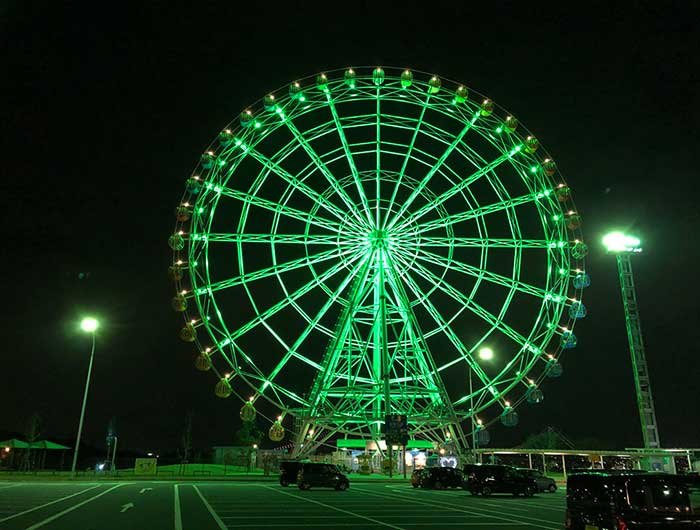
top-left (279, 460), bottom-right (304, 487)
top-left (566, 471), bottom-right (700, 529)
top-left (419, 467), bottom-right (463, 489)
top-left (463, 464), bottom-right (537, 497)
top-left (297, 463), bottom-right (350, 491)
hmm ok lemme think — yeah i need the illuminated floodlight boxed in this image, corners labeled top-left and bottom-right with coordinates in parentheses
top-left (603, 232), bottom-right (642, 253)
top-left (80, 317), bottom-right (99, 333)
top-left (478, 347), bottom-right (494, 360)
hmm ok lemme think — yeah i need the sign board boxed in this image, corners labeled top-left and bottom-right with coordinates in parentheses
top-left (384, 414), bottom-right (409, 445)
top-left (134, 458), bottom-right (157, 475)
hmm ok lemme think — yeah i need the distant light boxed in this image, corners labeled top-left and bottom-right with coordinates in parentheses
top-left (80, 317), bottom-right (98, 333)
top-left (98, 463), bottom-right (105, 471)
top-left (253, 444), bottom-right (258, 449)
top-left (478, 347), bottom-right (494, 360)
top-left (147, 452), bottom-right (153, 456)
top-left (3, 447), bottom-right (9, 453)
top-left (603, 231), bottom-right (642, 253)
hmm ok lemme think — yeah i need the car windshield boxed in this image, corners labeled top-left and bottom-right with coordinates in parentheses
top-left (626, 479), bottom-right (691, 512)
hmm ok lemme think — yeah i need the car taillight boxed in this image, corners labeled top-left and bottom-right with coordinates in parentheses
top-left (615, 515), bottom-right (628, 530)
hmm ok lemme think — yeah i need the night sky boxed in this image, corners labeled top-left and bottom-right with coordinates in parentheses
top-left (3, 1), bottom-right (699, 454)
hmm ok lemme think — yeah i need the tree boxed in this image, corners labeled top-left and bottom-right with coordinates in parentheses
top-left (177, 411), bottom-right (193, 474)
top-left (234, 420), bottom-right (263, 472)
top-left (105, 416), bottom-right (117, 462)
top-left (519, 426), bottom-right (574, 450)
top-left (22, 412), bottom-right (41, 470)
top-left (234, 420), bottom-right (263, 447)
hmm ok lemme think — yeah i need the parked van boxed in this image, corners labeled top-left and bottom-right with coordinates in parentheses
top-left (566, 471), bottom-right (700, 529)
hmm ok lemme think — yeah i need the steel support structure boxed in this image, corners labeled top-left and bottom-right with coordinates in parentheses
top-left (615, 253), bottom-right (660, 449)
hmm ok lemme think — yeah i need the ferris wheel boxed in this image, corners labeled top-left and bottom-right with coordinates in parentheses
top-left (169, 67), bottom-right (589, 454)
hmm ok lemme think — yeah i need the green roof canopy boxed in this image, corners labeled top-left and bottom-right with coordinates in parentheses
top-left (0, 439), bottom-right (70, 450)
top-left (0, 439), bottom-right (30, 448)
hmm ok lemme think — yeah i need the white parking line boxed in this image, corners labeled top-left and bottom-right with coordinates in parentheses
top-left (25, 484), bottom-right (125, 529)
top-left (0, 484), bottom-right (101, 523)
top-left (193, 485), bottom-right (227, 529)
top-left (264, 486), bottom-right (407, 530)
top-left (0, 484), bottom-right (23, 491)
top-left (353, 486), bottom-right (559, 529)
top-left (174, 484), bottom-right (183, 530)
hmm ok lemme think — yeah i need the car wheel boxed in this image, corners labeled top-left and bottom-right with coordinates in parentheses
top-left (434, 481), bottom-right (443, 490)
top-left (469, 489), bottom-right (478, 496)
top-left (412, 483), bottom-right (419, 488)
top-left (481, 486), bottom-right (492, 497)
top-left (299, 482), bottom-right (311, 490)
top-left (280, 478), bottom-right (289, 487)
top-left (336, 481), bottom-right (348, 491)
top-left (525, 487), bottom-right (534, 497)
top-left (548, 484), bottom-right (557, 493)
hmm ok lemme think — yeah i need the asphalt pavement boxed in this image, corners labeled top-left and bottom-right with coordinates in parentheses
top-left (0, 480), bottom-right (566, 529)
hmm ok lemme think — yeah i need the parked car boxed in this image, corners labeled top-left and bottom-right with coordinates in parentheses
top-left (297, 463), bottom-right (350, 491)
top-left (517, 468), bottom-right (557, 493)
top-left (463, 464), bottom-right (537, 497)
top-left (419, 467), bottom-right (463, 489)
top-left (566, 471), bottom-right (700, 529)
top-left (279, 460), bottom-right (303, 486)
top-left (411, 468), bottom-right (426, 488)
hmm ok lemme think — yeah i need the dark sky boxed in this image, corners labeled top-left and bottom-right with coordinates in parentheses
top-left (3, 1), bottom-right (699, 453)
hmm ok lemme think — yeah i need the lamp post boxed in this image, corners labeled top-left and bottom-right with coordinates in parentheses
top-left (71, 317), bottom-right (99, 477)
top-left (603, 232), bottom-right (660, 449)
top-left (470, 348), bottom-right (494, 461)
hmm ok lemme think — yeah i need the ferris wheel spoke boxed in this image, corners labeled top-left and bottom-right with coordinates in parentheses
top-left (410, 249), bottom-right (551, 300)
top-left (218, 185), bottom-right (343, 233)
top-left (402, 237), bottom-right (552, 249)
top-left (390, 252), bottom-right (491, 383)
top-left (245, 145), bottom-right (357, 227)
top-left (382, 94), bottom-right (431, 229)
top-left (389, 147), bottom-right (521, 233)
top-left (284, 119), bottom-right (370, 229)
top-left (204, 233), bottom-right (359, 245)
top-left (375, 88), bottom-right (382, 227)
top-left (259, 255), bottom-right (372, 396)
top-left (326, 95), bottom-right (374, 225)
top-left (402, 255), bottom-right (531, 350)
top-left (403, 192), bottom-right (547, 234)
top-left (198, 247), bottom-right (351, 295)
top-left (229, 251), bottom-right (365, 341)
top-left (386, 110), bottom-right (481, 231)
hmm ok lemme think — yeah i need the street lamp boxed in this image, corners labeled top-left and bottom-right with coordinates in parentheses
top-left (71, 317), bottom-right (99, 476)
top-left (469, 348), bottom-right (494, 462)
top-left (603, 231), bottom-right (660, 449)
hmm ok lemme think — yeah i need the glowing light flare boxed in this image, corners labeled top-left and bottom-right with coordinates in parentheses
top-left (478, 347), bottom-right (494, 360)
top-left (80, 317), bottom-right (98, 333)
top-left (603, 231), bottom-right (642, 252)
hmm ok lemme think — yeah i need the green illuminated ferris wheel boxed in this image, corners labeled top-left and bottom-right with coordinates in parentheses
top-left (169, 67), bottom-right (589, 454)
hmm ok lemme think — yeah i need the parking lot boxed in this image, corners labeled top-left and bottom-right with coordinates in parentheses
top-left (0, 480), bottom-right (565, 529)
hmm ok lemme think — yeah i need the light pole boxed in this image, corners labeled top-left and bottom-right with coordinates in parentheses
top-left (603, 232), bottom-right (660, 449)
top-left (71, 317), bottom-right (99, 477)
top-left (470, 348), bottom-right (494, 461)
